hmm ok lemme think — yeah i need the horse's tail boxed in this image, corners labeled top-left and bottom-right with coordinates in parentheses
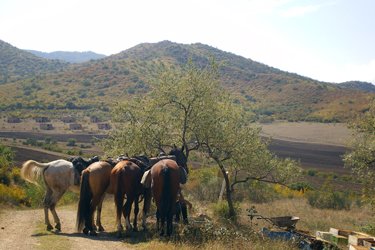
top-left (77, 170), bottom-right (92, 232)
top-left (21, 160), bottom-right (49, 186)
top-left (114, 167), bottom-right (125, 224)
top-left (161, 165), bottom-right (171, 224)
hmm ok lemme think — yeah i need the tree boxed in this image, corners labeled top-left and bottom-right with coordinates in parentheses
top-left (44, 136), bottom-right (52, 144)
top-left (343, 98), bottom-right (375, 207)
top-left (67, 138), bottom-right (77, 146)
top-left (101, 58), bottom-right (299, 218)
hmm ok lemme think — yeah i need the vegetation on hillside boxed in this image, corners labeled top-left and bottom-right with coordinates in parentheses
top-left (0, 40), bottom-right (373, 122)
top-left (0, 40), bottom-right (70, 84)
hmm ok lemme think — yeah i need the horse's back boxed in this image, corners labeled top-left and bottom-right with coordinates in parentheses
top-left (43, 160), bottom-right (74, 190)
top-left (111, 160), bottom-right (143, 193)
top-left (83, 161), bottom-right (112, 195)
top-left (151, 159), bottom-right (180, 208)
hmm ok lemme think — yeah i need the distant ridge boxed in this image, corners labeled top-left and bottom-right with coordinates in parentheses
top-left (338, 81), bottom-right (375, 93)
top-left (25, 50), bottom-right (107, 63)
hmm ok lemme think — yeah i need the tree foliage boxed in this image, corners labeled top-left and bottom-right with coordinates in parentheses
top-left (343, 98), bottom-right (375, 206)
top-left (101, 58), bottom-right (300, 217)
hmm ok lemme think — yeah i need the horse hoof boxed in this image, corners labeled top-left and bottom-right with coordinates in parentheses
top-left (117, 232), bottom-right (122, 238)
top-left (98, 226), bottom-right (105, 231)
top-left (46, 225), bottom-right (53, 230)
top-left (55, 223), bottom-right (61, 231)
top-left (90, 230), bottom-right (97, 236)
top-left (83, 228), bottom-right (89, 235)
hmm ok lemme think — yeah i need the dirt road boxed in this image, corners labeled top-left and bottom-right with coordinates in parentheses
top-left (0, 208), bottom-right (129, 250)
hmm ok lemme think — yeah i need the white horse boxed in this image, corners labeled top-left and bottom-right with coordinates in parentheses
top-left (21, 157), bottom-right (104, 231)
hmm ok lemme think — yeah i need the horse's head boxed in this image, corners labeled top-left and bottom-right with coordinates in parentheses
top-left (168, 145), bottom-right (188, 174)
top-left (91, 156), bottom-right (99, 163)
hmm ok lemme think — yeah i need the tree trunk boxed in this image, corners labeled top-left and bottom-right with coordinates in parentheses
top-left (219, 164), bottom-right (235, 218)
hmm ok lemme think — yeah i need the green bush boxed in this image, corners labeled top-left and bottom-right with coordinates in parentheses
top-left (67, 138), bottom-right (77, 146)
top-left (211, 201), bottom-right (241, 221)
top-left (305, 178), bottom-right (353, 210)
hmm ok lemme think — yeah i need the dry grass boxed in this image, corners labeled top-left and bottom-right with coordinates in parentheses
top-left (239, 198), bottom-right (374, 235)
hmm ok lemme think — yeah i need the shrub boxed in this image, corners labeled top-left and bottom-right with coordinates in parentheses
top-left (290, 181), bottom-right (316, 192)
top-left (211, 201), bottom-right (241, 221)
top-left (0, 183), bottom-right (29, 206)
top-left (307, 169), bottom-right (318, 176)
top-left (67, 138), bottom-right (76, 146)
top-left (305, 178), bottom-right (353, 210)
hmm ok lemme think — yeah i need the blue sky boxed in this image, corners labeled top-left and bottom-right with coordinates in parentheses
top-left (0, 0), bottom-right (374, 84)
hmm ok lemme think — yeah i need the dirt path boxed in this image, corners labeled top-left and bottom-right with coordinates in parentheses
top-left (0, 208), bottom-right (130, 250)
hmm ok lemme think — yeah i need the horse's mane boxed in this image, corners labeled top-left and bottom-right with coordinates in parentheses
top-left (102, 157), bottom-right (120, 168)
top-left (67, 156), bottom-right (99, 168)
top-left (168, 148), bottom-right (188, 174)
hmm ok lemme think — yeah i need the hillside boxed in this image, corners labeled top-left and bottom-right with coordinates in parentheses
top-left (338, 81), bottom-right (375, 93)
top-left (0, 40), bottom-right (70, 85)
top-left (25, 50), bottom-right (106, 63)
top-left (0, 40), bottom-right (373, 122)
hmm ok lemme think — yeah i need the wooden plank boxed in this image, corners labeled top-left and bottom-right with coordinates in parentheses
top-left (363, 240), bottom-right (375, 248)
top-left (315, 231), bottom-right (332, 241)
top-left (329, 228), bottom-right (340, 235)
top-left (349, 235), bottom-right (374, 246)
top-left (349, 245), bottom-right (371, 250)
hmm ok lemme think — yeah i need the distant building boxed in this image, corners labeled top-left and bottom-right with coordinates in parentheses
top-left (40, 124), bottom-right (53, 130)
top-left (36, 117), bottom-right (49, 123)
top-left (7, 117), bottom-right (21, 123)
top-left (90, 117), bottom-right (101, 123)
top-left (97, 123), bottom-right (111, 130)
top-left (69, 124), bottom-right (82, 130)
top-left (63, 117), bottom-right (76, 123)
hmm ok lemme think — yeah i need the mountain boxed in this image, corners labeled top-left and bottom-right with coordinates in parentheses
top-left (25, 50), bottom-right (107, 63)
top-left (338, 81), bottom-right (375, 93)
top-left (0, 40), bottom-right (70, 85)
top-left (0, 40), bottom-right (373, 122)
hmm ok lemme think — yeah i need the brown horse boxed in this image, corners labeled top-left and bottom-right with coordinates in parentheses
top-left (111, 160), bottom-right (150, 238)
top-left (151, 159), bottom-right (180, 237)
top-left (76, 159), bottom-right (118, 235)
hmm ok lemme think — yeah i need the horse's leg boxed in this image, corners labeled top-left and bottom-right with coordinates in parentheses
top-left (132, 196), bottom-right (139, 232)
top-left (49, 191), bottom-right (65, 231)
top-left (166, 205), bottom-right (174, 236)
top-left (123, 197), bottom-right (134, 235)
top-left (42, 188), bottom-right (53, 230)
top-left (95, 194), bottom-right (106, 231)
top-left (86, 194), bottom-right (104, 236)
top-left (142, 188), bottom-right (152, 231)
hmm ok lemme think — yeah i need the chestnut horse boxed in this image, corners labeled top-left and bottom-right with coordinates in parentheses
top-left (21, 156), bottom-right (98, 231)
top-left (76, 159), bottom-right (118, 235)
top-left (111, 160), bottom-right (150, 237)
top-left (151, 146), bottom-right (188, 237)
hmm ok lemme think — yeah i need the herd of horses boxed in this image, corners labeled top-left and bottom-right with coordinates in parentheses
top-left (20, 146), bottom-right (188, 238)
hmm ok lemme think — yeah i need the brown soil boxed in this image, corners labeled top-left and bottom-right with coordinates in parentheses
top-left (0, 208), bottom-right (130, 250)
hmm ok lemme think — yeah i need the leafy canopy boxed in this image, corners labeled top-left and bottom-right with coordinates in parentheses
top-left (343, 98), bottom-right (375, 206)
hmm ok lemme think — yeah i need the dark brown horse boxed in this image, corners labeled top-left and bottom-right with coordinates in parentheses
top-left (76, 159), bottom-right (118, 235)
top-left (150, 146), bottom-right (188, 237)
top-left (111, 160), bottom-right (150, 238)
